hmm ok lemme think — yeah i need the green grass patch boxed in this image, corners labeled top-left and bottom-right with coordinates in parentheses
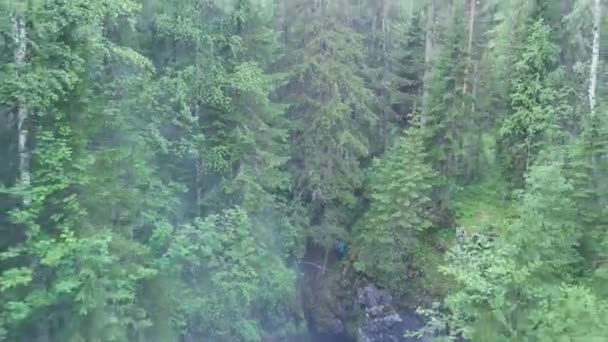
top-left (453, 178), bottom-right (514, 233)
top-left (410, 239), bottom-right (454, 301)
top-left (452, 133), bottom-right (516, 233)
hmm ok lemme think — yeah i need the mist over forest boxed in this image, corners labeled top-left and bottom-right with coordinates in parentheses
top-left (1, 0), bottom-right (607, 341)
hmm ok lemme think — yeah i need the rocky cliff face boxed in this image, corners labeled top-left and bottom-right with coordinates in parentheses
top-left (297, 243), bottom-right (434, 342)
top-left (356, 283), bottom-right (430, 342)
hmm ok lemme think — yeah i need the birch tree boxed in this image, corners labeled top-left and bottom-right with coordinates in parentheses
top-left (462, 0), bottom-right (477, 98)
top-left (589, 0), bottom-right (601, 114)
top-left (422, 0), bottom-right (436, 120)
top-left (12, 8), bottom-right (29, 194)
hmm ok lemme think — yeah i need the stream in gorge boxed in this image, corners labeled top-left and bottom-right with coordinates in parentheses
top-left (294, 243), bottom-right (431, 342)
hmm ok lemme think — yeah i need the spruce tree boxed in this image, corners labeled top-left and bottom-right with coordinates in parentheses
top-left (0, 0), bottom-right (606, 340)
top-left (364, 11), bottom-right (426, 152)
top-left (278, 0), bottom-right (376, 253)
top-left (134, 1), bottom-right (300, 339)
top-left (425, 4), bottom-right (468, 187)
top-left (496, 19), bottom-right (562, 187)
top-left (432, 161), bottom-right (600, 341)
top-left (354, 124), bottom-right (437, 295)
top-left (162, 207), bottom-right (297, 341)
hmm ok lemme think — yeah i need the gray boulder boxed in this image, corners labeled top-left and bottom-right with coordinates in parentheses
top-left (355, 283), bottom-right (431, 342)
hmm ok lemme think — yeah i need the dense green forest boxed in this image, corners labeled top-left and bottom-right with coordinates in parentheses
top-left (0, 0), bottom-right (606, 341)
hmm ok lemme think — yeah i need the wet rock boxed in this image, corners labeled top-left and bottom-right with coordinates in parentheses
top-left (326, 318), bottom-right (345, 335)
top-left (357, 283), bottom-right (393, 308)
top-left (355, 283), bottom-right (430, 342)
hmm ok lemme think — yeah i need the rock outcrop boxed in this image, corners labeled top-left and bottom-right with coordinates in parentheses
top-left (356, 283), bottom-right (430, 342)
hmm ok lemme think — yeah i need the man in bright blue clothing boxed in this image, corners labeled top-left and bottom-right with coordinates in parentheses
top-left (337, 241), bottom-right (348, 259)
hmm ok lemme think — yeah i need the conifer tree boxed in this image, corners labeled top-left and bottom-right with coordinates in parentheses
top-left (278, 0), bottom-right (376, 254)
top-left (430, 161), bottom-right (601, 341)
top-left (497, 19), bottom-right (561, 186)
top-left (365, 10), bottom-right (425, 151)
top-left (425, 4), bottom-right (468, 190)
top-left (133, 1), bottom-right (300, 339)
top-left (0, 0), bottom-right (606, 340)
top-left (0, 1), bottom-right (157, 340)
top-left (163, 207), bottom-right (297, 341)
top-left (354, 124), bottom-right (437, 295)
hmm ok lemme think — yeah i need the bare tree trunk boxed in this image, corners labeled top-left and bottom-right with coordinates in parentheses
top-left (13, 11), bottom-right (49, 342)
top-left (35, 322), bottom-right (50, 342)
top-left (473, 65), bottom-right (482, 180)
top-left (273, 0), bottom-right (288, 44)
top-left (410, 0), bottom-right (415, 18)
top-left (462, 0), bottom-right (477, 98)
top-left (472, 62), bottom-right (478, 114)
top-left (589, 0), bottom-right (601, 115)
top-left (371, 6), bottom-right (377, 48)
top-left (381, 0), bottom-right (387, 56)
top-left (380, 0), bottom-right (389, 150)
top-left (321, 247), bottom-right (329, 275)
top-left (421, 0), bottom-right (435, 123)
top-left (13, 13), bottom-right (30, 197)
top-left (195, 159), bottom-right (202, 217)
top-left (14, 12), bottom-right (51, 341)
top-left (589, 0), bottom-right (603, 208)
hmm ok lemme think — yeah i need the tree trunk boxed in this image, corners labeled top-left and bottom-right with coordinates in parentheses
top-left (13, 13), bottom-right (30, 196)
top-left (381, 0), bottom-right (389, 150)
top-left (462, 0), bottom-right (477, 98)
top-left (321, 247), bottom-right (329, 275)
top-left (472, 62), bottom-right (478, 114)
top-left (589, 0), bottom-right (603, 208)
top-left (195, 159), bottom-right (202, 217)
top-left (14, 14), bottom-right (50, 341)
top-left (588, 0), bottom-right (601, 115)
top-left (35, 321), bottom-right (50, 342)
top-left (421, 0), bottom-right (435, 123)
top-left (410, 0), bottom-right (415, 18)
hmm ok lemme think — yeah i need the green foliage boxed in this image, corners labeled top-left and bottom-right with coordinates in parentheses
top-left (426, 161), bottom-right (598, 340)
top-left (354, 126), bottom-right (439, 295)
top-left (279, 0), bottom-right (376, 249)
top-left (163, 208), bottom-right (296, 342)
top-left (425, 6), bottom-right (468, 183)
top-left (0, 1), bottom-right (299, 340)
top-left (453, 183), bottom-right (513, 233)
top-left (496, 19), bottom-right (568, 186)
top-left (0, 0), bottom-right (606, 341)
top-left (389, 14), bottom-right (426, 119)
top-left (565, 109), bottom-right (608, 295)
top-left (364, 12), bottom-right (426, 151)
top-left (0, 1), bottom-right (161, 340)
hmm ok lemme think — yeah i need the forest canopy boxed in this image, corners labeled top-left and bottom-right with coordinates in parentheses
top-left (0, 0), bottom-right (606, 341)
